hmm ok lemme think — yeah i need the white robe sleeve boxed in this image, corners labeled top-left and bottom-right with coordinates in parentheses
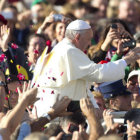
top-left (65, 47), bottom-right (126, 83)
top-left (82, 59), bottom-right (127, 83)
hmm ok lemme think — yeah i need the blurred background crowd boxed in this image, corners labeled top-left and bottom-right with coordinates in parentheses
top-left (0, 0), bottom-right (140, 140)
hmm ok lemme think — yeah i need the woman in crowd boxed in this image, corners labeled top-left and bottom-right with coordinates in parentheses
top-left (89, 18), bottom-right (133, 63)
top-left (37, 13), bottom-right (72, 48)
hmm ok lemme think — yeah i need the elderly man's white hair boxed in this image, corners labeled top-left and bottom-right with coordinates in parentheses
top-left (65, 19), bottom-right (91, 40)
top-left (65, 29), bottom-right (90, 40)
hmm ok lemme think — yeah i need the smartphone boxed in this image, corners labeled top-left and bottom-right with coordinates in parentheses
top-left (68, 123), bottom-right (79, 133)
top-left (67, 101), bottom-right (81, 112)
top-left (53, 14), bottom-right (63, 22)
top-left (1, 11), bottom-right (13, 19)
top-left (110, 24), bottom-right (117, 29)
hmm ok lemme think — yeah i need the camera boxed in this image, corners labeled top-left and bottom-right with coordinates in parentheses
top-left (110, 23), bottom-right (136, 49)
top-left (67, 101), bottom-right (81, 112)
top-left (122, 38), bottom-right (136, 49)
top-left (53, 14), bottom-right (63, 22)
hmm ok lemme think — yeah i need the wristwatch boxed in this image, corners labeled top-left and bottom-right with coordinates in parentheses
top-left (0, 81), bottom-right (6, 86)
top-left (42, 113), bottom-right (51, 121)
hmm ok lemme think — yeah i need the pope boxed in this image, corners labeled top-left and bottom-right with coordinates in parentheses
top-left (32, 20), bottom-right (140, 117)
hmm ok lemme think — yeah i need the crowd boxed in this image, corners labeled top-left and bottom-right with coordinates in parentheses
top-left (0, 0), bottom-right (140, 140)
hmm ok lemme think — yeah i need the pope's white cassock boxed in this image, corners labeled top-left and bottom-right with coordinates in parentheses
top-left (32, 21), bottom-right (127, 117)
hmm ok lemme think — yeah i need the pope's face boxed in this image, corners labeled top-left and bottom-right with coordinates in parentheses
top-left (78, 29), bottom-right (93, 51)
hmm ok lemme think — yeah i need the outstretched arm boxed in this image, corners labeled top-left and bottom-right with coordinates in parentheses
top-left (30, 96), bottom-right (72, 132)
top-left (80, 98), bottom-right (104, 140)
top-left (0, 87), bottom-right (38, 139)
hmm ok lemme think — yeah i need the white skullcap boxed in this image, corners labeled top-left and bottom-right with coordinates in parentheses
top-left (66, 19), bottom-right (91, 30)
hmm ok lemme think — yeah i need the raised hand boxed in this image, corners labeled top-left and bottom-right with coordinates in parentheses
top-left (80, 98), bottom-right (95, 118)
top-left (39, 12), bottom-right (54, 31)
top-left (127, 120), bottom-right (137, 139)
top-left (103, 109), bottom-right (114, 130)
top-left (106, 28), bottom-right (120, 44)
top-left (26, 106), bottom-right (38, 120)
top-left (17, 81), bottom-right (31, 103)
top-left (101, 27), bottom-right (120, 51)
top-left (0, 25), bottom-right (10, 52)
top-left (17, 81), bottom-right (38, 106)
top-left (116, 40), bottom-right (130, 56)
top-left (48, 95), bottom-right (72, 119)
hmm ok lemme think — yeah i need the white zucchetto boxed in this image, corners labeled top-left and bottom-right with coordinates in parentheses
top-left (66, 20), bottom-right (91, 30)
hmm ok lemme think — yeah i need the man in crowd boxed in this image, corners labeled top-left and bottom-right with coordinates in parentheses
top-left (32, 20), bottom-right (140, 117)
top-left (127, 70), bottom-right (140, 103)
top-left (99, 79), bottom-right (132, 111)
top-left (118, 0), bottom-right (138, 34)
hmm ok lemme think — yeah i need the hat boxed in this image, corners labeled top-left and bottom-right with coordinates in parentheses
top-left (66, 19), bottom-right (91, 30)
top-left (99, 79), bottom-right (131, 99)
top-left (0, 14), bottom-right (7, 25)
top-left (127, 70), bottom-right (140, 82)
top-left (31, 0), bottom-right (47, 7)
